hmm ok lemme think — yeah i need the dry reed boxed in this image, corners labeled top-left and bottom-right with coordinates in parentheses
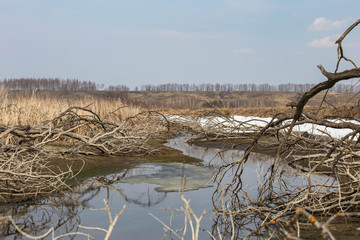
top-left (0, 87), bottom-right (140, 126)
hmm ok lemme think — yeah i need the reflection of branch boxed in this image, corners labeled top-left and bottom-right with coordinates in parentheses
top-left (0, 194), bottom-right (84, 238)
top-left (150, 192), bottom-right (207, 240)
top-left (0, 200), bottom-right (125, 240)
top-left (79, 200), bottom-right (126, 240)
top-left (149, 213), bottom-right (182, 239)
top-left (92, 172), bottom-right (167, 207)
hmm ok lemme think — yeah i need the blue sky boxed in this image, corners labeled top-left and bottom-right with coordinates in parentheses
top-left (0, 0), bottom-right (359, 89)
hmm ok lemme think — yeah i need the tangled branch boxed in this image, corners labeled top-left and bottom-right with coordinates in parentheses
top-left (211, 19), bottom-right (360, 238)
top-left (0, 106), bottom-right (169, 202)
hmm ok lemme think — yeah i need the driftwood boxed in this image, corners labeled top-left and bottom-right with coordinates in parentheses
top-left (0, 106), bottom-right (168, 203)
top-left (0, 107), bottom-right (167, 156)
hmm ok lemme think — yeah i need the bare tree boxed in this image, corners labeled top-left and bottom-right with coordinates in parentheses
top-left (211, 19), bottom-right (360, 239)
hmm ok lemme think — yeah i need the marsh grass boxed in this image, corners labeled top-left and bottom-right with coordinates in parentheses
top-left (0, 88), bottom-right (140, 127)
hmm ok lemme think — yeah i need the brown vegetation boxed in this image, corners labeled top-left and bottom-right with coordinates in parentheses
top-left (206, 19), bottom-right (360, 239)
top-left (0, 88), bottom-right (174, 203)
top-left (0, 88), bottom-right (139, 127)
top-left (1, 20), bottom-right (360, 239)
top-left (126, 90), bottom-right (359, 113)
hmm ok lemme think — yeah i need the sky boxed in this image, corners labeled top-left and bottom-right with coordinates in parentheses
top-left (0, 0), bottom-right (359, 89)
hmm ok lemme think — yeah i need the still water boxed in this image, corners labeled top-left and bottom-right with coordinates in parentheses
top-left (0, 137), bottom-right (327, 239)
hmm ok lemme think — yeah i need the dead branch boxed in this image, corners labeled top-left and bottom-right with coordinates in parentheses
top-left (263, 208), bottom-right (360, 240)
top-left (0, 107), bottom-right (168, 156)
top-left (0, 106), bottom-right (170, 202)
top-left (211, 18), bottom-right (360, 239)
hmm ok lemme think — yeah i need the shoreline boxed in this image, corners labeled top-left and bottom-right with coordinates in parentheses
top-left (48, 136), bottom-right (202, 183)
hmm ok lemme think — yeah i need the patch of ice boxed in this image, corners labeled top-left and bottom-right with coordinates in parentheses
top-left (121, 163), bottom-right (213, 192)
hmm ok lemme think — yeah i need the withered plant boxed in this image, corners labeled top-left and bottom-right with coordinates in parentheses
top-left (0, 90), bottom-right (168, 203)
top-left (209, 19), bottom-right (360, 239)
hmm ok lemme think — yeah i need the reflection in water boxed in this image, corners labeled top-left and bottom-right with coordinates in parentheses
top-left (0, 142), bottom-right (216, 239)
top-left (167, 136), bottom-right (336, 239)
top-left (121, 163), bottom-right (213, 192)
top-left (0, 136), bottom-right (332, 239)
top-left (0, 193), bottom-right (83, 239)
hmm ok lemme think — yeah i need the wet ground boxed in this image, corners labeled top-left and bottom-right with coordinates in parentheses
top-left (0, 136), bottom-right (271, 239)
top-left (1, 136), bottom-right (360, 239)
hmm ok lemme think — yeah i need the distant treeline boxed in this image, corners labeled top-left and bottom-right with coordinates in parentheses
top-left (0, 78), bottom-right (99, 91)
top-left (0, 78), bottom-right (130, 92)
top-left (1, 78), bottom-right (359, 93)
top-left (138, 83), bottom-right (359, 93)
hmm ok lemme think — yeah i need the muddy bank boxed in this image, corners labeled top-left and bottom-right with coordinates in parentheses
top-left (47, 135), bottom-right (201, 182)
top-left (0, 134), bottom-right (201, 204)
top-left (188, 134), bottom-right (279, 156)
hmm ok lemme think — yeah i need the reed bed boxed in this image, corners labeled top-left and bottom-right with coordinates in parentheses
top-left (0, 87), bottom-right (169, 203)
top-left (0, 87), bottom-right (140, 127)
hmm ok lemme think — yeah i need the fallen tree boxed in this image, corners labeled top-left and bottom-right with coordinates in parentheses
top-left (0, 104), bottom-right (169, 203)
top-left (211, 19), bottom-right (360, 239)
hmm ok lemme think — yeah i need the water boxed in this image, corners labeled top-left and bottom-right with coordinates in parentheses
top-left (0, 137), bottom-right (334, 239)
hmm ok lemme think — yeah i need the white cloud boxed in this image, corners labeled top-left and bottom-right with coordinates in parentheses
top-left (308, 17), bottom-right (351, 31)
top-left (306, 35), bottom-right (339, 48)
top-left (307, 34), bottom-right (360, 48)
top-left (234, 48), bottom-right (254, 54)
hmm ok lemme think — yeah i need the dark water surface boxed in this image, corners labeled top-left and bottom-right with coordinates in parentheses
top-left (0, 137), bottom-right (330, 239)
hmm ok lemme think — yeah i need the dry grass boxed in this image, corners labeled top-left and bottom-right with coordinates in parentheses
top-left (0, 88), bottom-right (165, 203)
top-left (127, 91), bottom-right (355, 109)
top-left (0, 88), bottom-right (141, 127)
top-left (1, 88), bottom-right (355, 124)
